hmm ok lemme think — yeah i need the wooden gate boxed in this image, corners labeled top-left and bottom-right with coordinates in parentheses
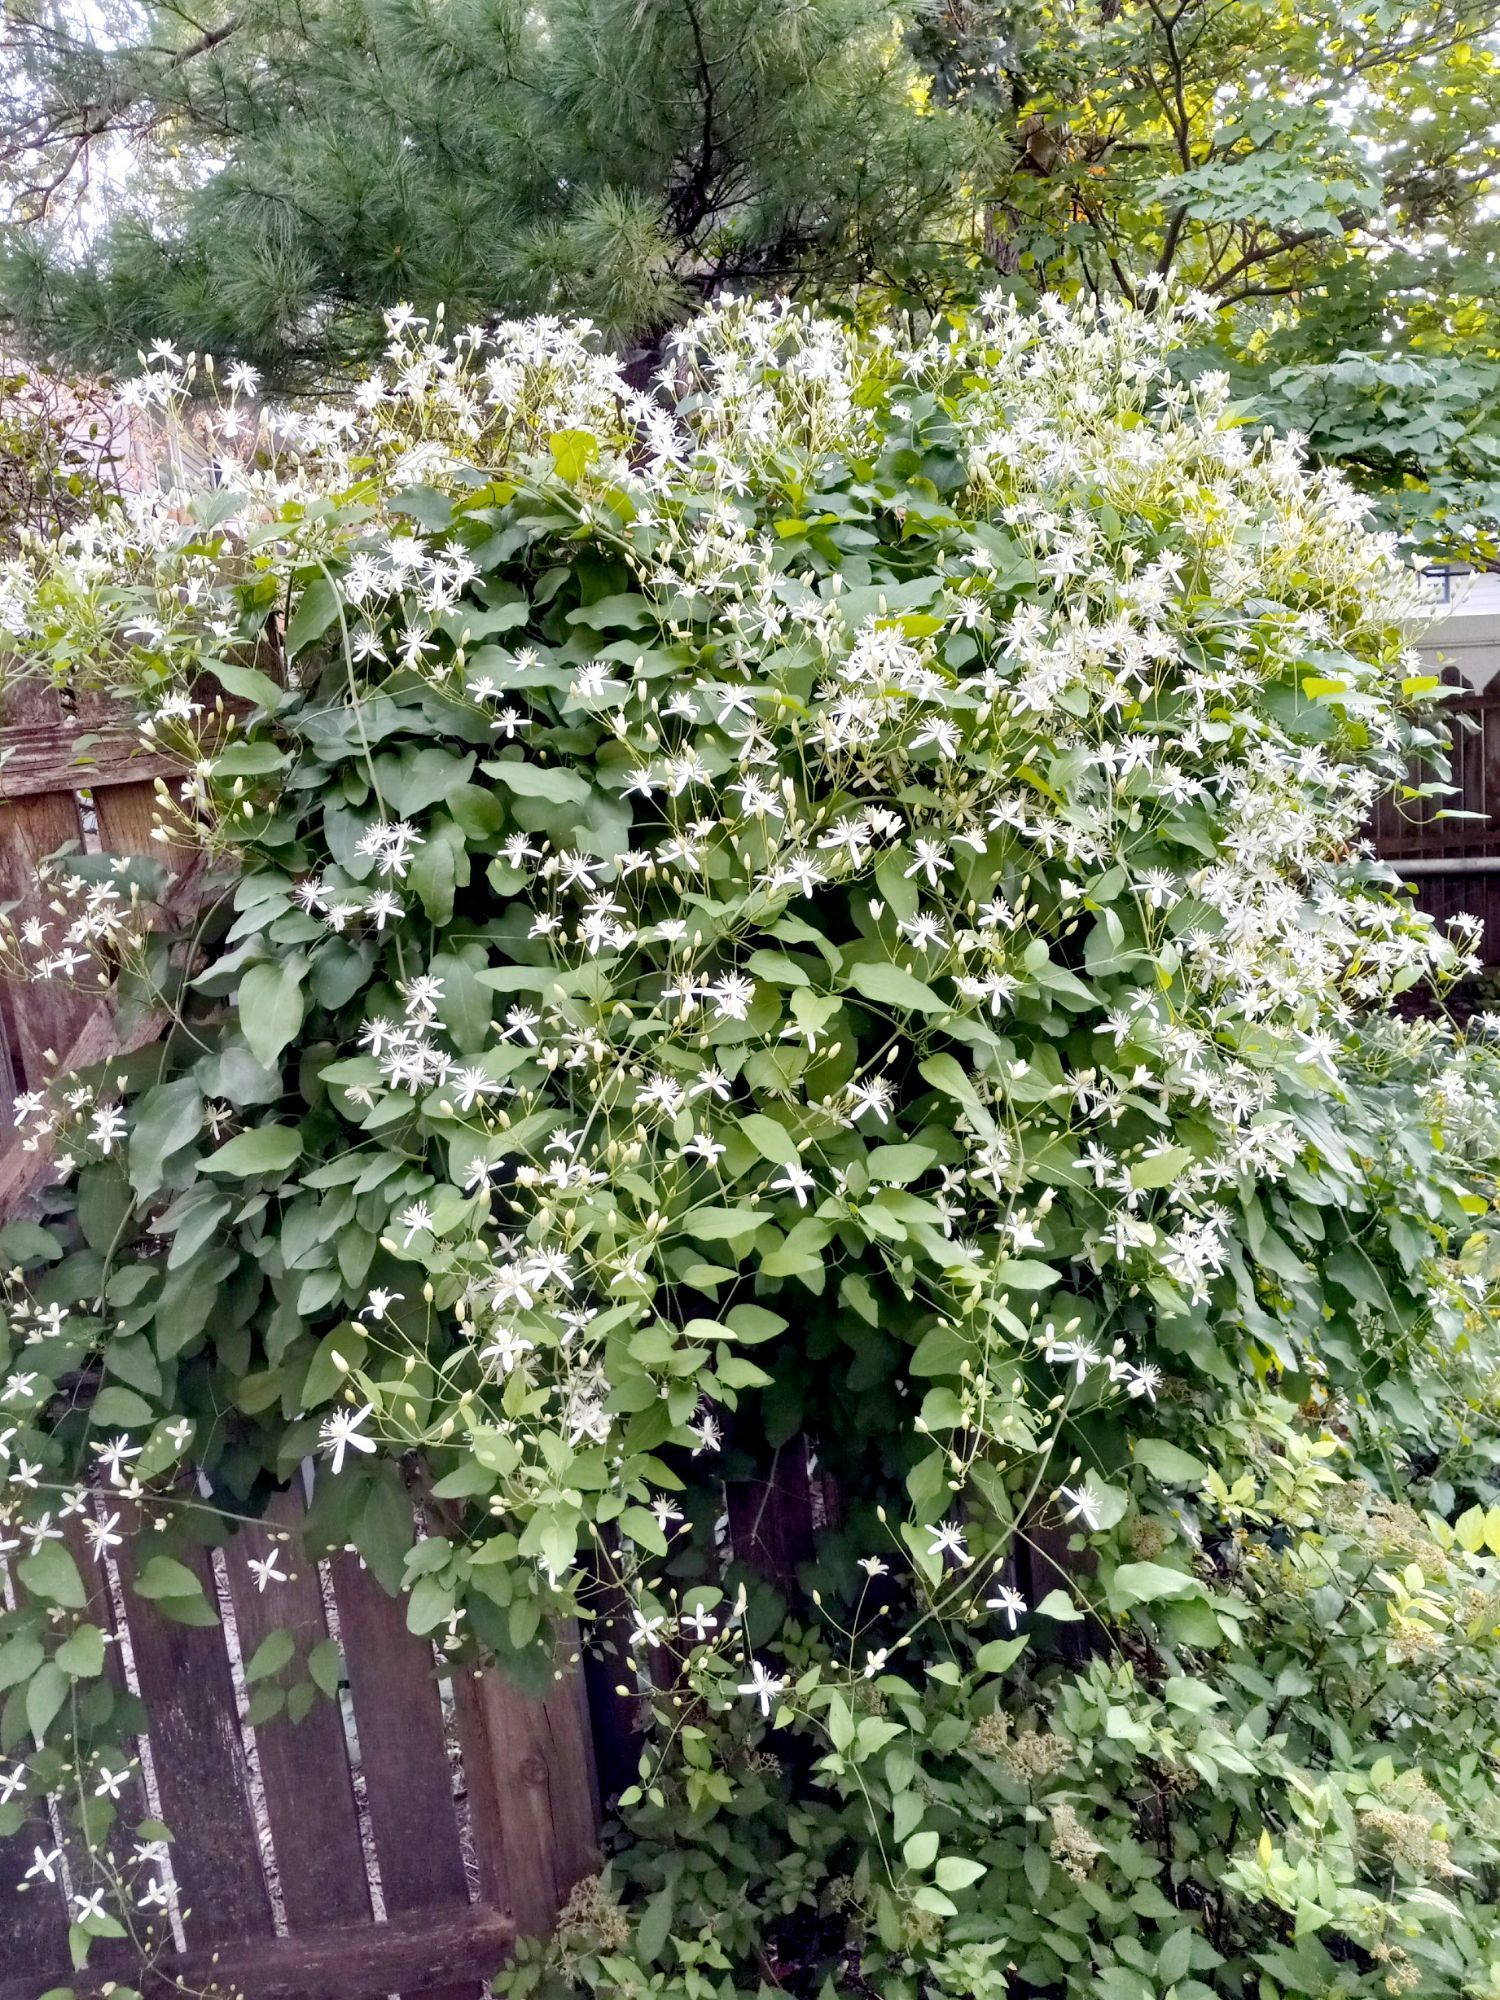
top-left (0, 689), bottom-right (600, 1999)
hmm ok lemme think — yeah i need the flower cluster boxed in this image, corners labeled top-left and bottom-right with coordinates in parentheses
top-left (0, 294), bottom-right (1496, 1991)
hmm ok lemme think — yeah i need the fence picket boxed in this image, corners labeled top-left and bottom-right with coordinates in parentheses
top-left (114, 1538), bottom-right (275, 1945)
top-left (222, 1495), bottom-right (371, 1933)
top-left (0, 784), bottom-right (100, 1091)
top-left (0, 1806), bottom-right (71, 1972)
top-left (453, 1632), bottom-right (599, 1939)
top-left (328, 1548), bottom-right (478, 2000)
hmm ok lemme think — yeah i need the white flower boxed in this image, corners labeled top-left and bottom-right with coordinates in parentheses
top-left (690, 1413), bottom-right (722, 1455)
top-left (903, 838), bottom-right (953, 886)
top-left (452, 1066), bottom-right (498, 1112)
top-left (738, 1659), bottom-right (787, 1717)
top-left (1059, 1481), bottom-right (1104, 1531)
top-left (771, 1163), bottom-right (815, 1207)
top-left (398, 1201), bottom-right (434, 1245)
top-left (707, 973), bottom-right (755, 1021)
top-left (1125, 1363), bottom-right (1161, 1402)
top-left (630, 1609), bottom-right (670, 1649)
top-left (986, 1584), bottom-right (1026, 1630)
top-left (247, 1553), bottom-right (289, 1592)
top-left (928, 1522), bottom-right (971, 1566)
top-left (90, 1105), bottom-right (128, 1154)
top-left (845, 1078), bottom-right (894, 1125)
top-left (319, 1404), bottom-right (376, 1474)
top-left (93, 1436), bottom-right (142, 1486)
top-left (84, 1510), bottom-right (123, 1561)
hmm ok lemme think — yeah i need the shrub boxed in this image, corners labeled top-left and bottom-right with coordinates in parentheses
top-left (1, 296), bottom-right (1498, 1996)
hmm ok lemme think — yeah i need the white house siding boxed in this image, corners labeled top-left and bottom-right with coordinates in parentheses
top-left (1417, 572), bottom-right (1500, 690)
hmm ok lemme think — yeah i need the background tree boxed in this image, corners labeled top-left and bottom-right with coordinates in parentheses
top-left (5, 0), bottom-right (1500, 553)
top-left (0, 0), bottom-right (981, 381)
top-left (908, 0), bottom-right (1500, 554)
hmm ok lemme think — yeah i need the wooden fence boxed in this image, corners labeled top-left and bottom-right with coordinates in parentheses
top-left (1369, 679), bottom-right (1500, 962)
top-left (0, 1492), bottom-right (599, 2000)
top-left (0, 688), bottom-right (601, 2000)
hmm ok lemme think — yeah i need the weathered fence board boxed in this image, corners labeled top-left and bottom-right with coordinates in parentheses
top-left (1370, 682), bottom-right (1500, 861)
top-left (223, 1500), bottom-right (371, 1933)
top-left (328, 1546), bottom-right (478, 2000)
top-left (455, 1648), bottom-right (601, 1940)
top-left (1, 1492), bottom-right (600, 2000)
top-left (136, 1904), bottom-right (518, 2000)
top-left (118, 1535), bottom-right (280, 1945)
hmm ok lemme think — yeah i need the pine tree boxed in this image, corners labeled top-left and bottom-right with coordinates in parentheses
top-left (0, 0), bottom-right (981, 379)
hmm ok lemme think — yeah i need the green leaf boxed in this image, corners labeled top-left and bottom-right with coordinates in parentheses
top-left (213, 739), bottom-right (288, 777)
top-left (1034, 1588), bottom-right (1084, 1622)
top-left (686, 1206), bottom-right (763, 1245)
top-left (1109, 1561), bottom-right (1203, 1608)
top-left (0, 1220), bottom-right (62, 1265)
top-left (0, 1634), bottom-right (45, 1689)
top-left (245, 1629), bottom-right (295, 1683)
top-left (724, 1304), bottom-right (786, 1343)
top-left (247, 1683), bottom-right (286, 1726)
top-left (134, 1555), bottom-right (218, 1627)
top-left (285, 575), bottom-right (343, 658)
top-left (1156, 1927), bottom-right (1195, 1986)
top-left (410, 831), bottom-right (457, 923)
top-left (934, 1856), bottom-right (986, 1892)
top-left (1133, 1438), bottom-right (1208, 1486)
top-left (848, 960), bottom-right (947, 1014)
top-left (548, 429), bottom-right (600, 481)
top-left (481, 758), bottom-right (592, 805)
top-left (204, 1124), bottom-right (304, 1178)
top-left (903, 1829), bottom-right (939, 1871)
top-left (90, 1386), bottom-right (155, 1429)
top-left (129, 1080), bottom-right (206, 1200)
top-left (739, 1113), bottom-right (800, 1167)
top-left (302, 1325), bottom-right (366, 1406)
top-left (1163, 1676), bottom-right (1224, 1715)
top-left (918, 1053), bottom-right (994, 1134)
top-left (55, 1624), bottom-right (105, 1680)
top-left (619, 1505), bottom-right (668, 1557)
top-left (307, 1638), bottom-right (343, 1698)
top-left (238, 958), bottom-right (306, 1069)
top-left (205, 657), bottom-right (287, 711)
top-left (826, 1693), bottom-right (855, 1751)
top-left (26, 1660), bottom-right (68, 1743)
top-left (974, 1636), bottom-right (1027, 1675)
top-left (1129, 1145), bottom-right (1194, 1191)
top-left (18, 1541), bottom-right (87, 1610)
top-left (635, 1883), bottom-right (675, 1963)
top-left (407, 1573), bottom-right (454, 1636)
top-left (994, 1258), bottom-right (1059, 1291)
